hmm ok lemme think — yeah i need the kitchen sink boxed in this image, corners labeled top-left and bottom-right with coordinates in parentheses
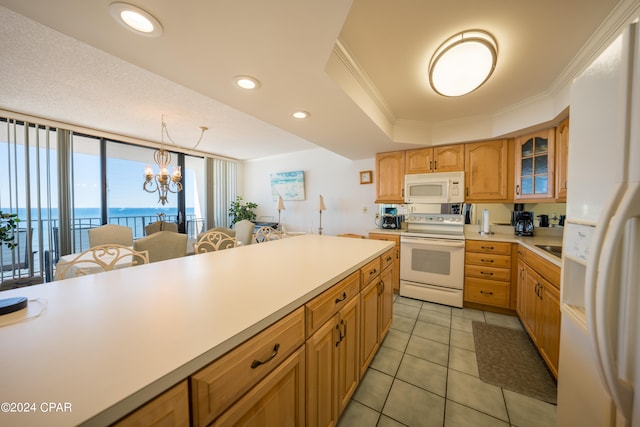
top-left (535, 244), bottom-right (563, 258)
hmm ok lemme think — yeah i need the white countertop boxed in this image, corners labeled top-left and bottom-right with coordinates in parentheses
top-left (368, 227), bottom-right (563, 266)
top-left (0, 235), bottom-right (393, 427)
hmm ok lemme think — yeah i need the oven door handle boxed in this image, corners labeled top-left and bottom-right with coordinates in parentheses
top-left (400, 237), bottom-right (465, 248)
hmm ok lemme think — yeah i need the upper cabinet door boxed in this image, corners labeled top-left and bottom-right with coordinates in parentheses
top-left (405, 145), bottom-right (464, 174)
top-left (375, 151), bottom-right (405, 203)
top-left (433, 145), bottom-right (464, 172)
top-left (405, 148), bottom-right (434, 174)
top-left (515, 128), bottom-right (555, 201)
top-left (464, 139), bottom-right (512, 202)
top-left (555, 118), bottom-right (570, 202)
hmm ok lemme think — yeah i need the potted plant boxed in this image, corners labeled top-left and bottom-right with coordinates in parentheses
top-left (229, 196), bottom-right (258, 225)
top-left (0, 211), bottom-right (20, 249)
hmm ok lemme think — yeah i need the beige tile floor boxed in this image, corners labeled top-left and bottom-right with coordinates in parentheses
top-left (337, 295), bottom-right (557, 427)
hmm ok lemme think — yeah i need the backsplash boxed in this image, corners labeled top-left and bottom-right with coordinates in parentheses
top-left (470, 203), bottom-right (566, 228)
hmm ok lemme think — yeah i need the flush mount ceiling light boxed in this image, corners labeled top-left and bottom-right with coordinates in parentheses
top-left (109, 2), bottom-right (163, 37)
top-left (428, 30), bottom-right (497, 97)
top-left (233, 75), bottom-right (261, 90)
top-left (292, 111), bottom-right (310, 119)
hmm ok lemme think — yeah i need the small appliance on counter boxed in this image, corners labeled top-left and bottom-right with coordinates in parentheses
top-left (378, 207), bottom-right (404, 229)
top-left (514, 211), bottom-right (534, 236)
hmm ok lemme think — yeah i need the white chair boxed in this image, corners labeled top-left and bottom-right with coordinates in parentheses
top-left (194, 229), bottom-right (237, 253)
top-left (145, 221), bottom-right (179, 236)
top-left (133, 231), bottom-right (187, 263)
top-left (234, 220), bottom-right (254, 246)
top-left (55, 244), bottom-right (149, 280)
top-left (252, 226), bottom-right (282, 244)
top-left (88, 224), bottom-right (133, 248)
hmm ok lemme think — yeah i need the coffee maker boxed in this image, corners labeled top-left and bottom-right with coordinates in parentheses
top-left (513, 211), bottom-right (534, 236)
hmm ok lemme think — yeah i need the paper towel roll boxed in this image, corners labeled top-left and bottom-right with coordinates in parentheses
top-left (482, 209), bottom-right (490, 234)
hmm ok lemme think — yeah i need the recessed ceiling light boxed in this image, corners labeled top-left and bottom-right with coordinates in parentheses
top-left (292, 111), bottom-right (310, 119)
top-left (109, 2), bottom-right (163, 37)
top-left (233, 76), bottom-right (261, 90)
top-left (428, 30), bottom-right (497, 97)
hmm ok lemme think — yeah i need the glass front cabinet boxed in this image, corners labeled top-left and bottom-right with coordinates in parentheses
top-left (514, 128), bottom-right (555, 200)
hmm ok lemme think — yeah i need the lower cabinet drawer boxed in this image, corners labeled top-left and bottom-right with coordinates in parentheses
top-left (306, 271), bottom-right (360, 337)
top-left (360, 257), bottom-right (381, 288)
top-left (191, 307), bottom-right (305, 426)
top-left (464, 278), bottom-right (510, 308)
top-left (464, 264), bottom-right (511, 282)
top-left (465, 252), bottom-right (511, 269)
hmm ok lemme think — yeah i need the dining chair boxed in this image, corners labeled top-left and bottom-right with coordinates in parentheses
top-left (145, 221), bottom-right (179, 236)
top-left (194, 230), bottom-right (237, 253)
top-left (252, 226), bottom-right (282, 244)
top-left (55, 244), bottom-right (149, 280)
top-left (234, 220), bottom-right (254, 246)
top-left (0, 275), bottom-right (44, 291)
top-left (88, 224), bottom-right (134, 248)
top-left (133, 231), bottom-right (187, 263)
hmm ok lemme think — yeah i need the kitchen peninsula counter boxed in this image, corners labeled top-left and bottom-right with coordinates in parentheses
top-left (0, 235), bottom-right (393, 427)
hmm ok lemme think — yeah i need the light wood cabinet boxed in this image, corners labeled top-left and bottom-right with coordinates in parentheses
top-left (516, 246), bottom-right (561, 378)
top-left (464, 139), bottom-right (513, 202)
top-left (306, 273), bottom-right (361, 426)
top-left (359, 278), bottom-right (379, 377)
top-left (368, 233), bottom-right (400, 292)
top-left (375, 151), bottom-right (405, 203)
top-left (212, 347), bottom-right (306, 427)
top-left (359, 248), bottom-right (394, 377)
top-left (191, 307), bottom-right (305, 426)
top-left (112, 381), bottom-right (190, 427)
top-left (405, 144), bottom-right (464, 174)
top-left (514, 128), bottom-right (556, 200)
top-left (555, 118), bottom-right (570, 201)
top-left (464, 240), bottom-right (514, 310)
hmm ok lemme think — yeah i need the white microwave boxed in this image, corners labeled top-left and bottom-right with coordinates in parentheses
top-left (404, 171), bottom-right (465, 204)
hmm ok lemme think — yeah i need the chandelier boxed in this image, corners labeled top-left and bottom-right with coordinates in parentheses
top-left (143, 117), bottom-right (207, 205)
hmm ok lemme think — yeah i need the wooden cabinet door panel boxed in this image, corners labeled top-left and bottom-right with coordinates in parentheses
top-left (555, 118), bottom-right (569, 201)
top-left (434, 144), bottom-right (464, 172)
top-left (378, 265), bottom-right (394, 340)
top-left (465, 139), bottom-right (511, 201)
top-left (514, 128), bottom-right (555, 201)
top-left (306, 316), bottom-right (338, 427)
top-left (213, 347), bottom-right (306, 427)
top-left (359, 280), bottom-right (379, 377)
top-left (541, 280), bottom-right (561, 378)
top-left (336, 296), bottom-right (360, 416)
top-left (405, 147), bottom-right (434, 174)
top-left (375, 151), bottom-right (405, 203)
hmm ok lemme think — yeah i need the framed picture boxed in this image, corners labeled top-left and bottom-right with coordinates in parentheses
top-left (270, 170), bottom-right (305, 200)
top-left (360, 170), bottom-right (373, 184)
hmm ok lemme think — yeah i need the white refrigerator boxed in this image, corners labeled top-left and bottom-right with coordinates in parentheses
top-left (556, 19), bottom-right (640, 427)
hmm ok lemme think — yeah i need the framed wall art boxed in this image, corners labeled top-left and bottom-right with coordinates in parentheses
top-left (270, 170), bottom-right (305, 200)
top-left (360, 170), bottom-right (373, 184)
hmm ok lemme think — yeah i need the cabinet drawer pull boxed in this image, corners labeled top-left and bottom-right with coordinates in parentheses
top-left (370, 268), bottom-right (377, 275)
top-left (480, 259), bottom-right (494, 263)
top-left (516, 184), bottom-right (521, 195)
top-left (480, 271), bottom-right (494, 276)
top-left (250, 343), bottom-right (280, 369)
top-left (386, 256), bottom-right (392, 262)
top-left (335, 292), bottom-right (347, 304)
top-left (481, 246), bottom-right (494, 250)
top-left (480, 290), bottom-right (494, 296)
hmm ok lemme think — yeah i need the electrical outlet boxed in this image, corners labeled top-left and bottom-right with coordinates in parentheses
top-left (362, 206), bottom-right (368, 214)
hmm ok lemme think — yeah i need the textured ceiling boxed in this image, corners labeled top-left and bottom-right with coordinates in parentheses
top-left (0, 0), bottom-right (629, 160)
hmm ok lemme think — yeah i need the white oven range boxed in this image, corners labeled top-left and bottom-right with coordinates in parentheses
top-left (400, 212), bottom-right (465, 307)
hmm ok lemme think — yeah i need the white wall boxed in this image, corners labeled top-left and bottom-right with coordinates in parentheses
top-left (241, 148), bottom-right (379, 236)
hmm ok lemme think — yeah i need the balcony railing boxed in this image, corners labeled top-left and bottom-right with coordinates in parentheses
top-left (0, 214), bottom-right (206, 284)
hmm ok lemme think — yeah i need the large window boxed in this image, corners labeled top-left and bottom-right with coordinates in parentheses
top-left (0, 114), bottom-right (239, 284)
